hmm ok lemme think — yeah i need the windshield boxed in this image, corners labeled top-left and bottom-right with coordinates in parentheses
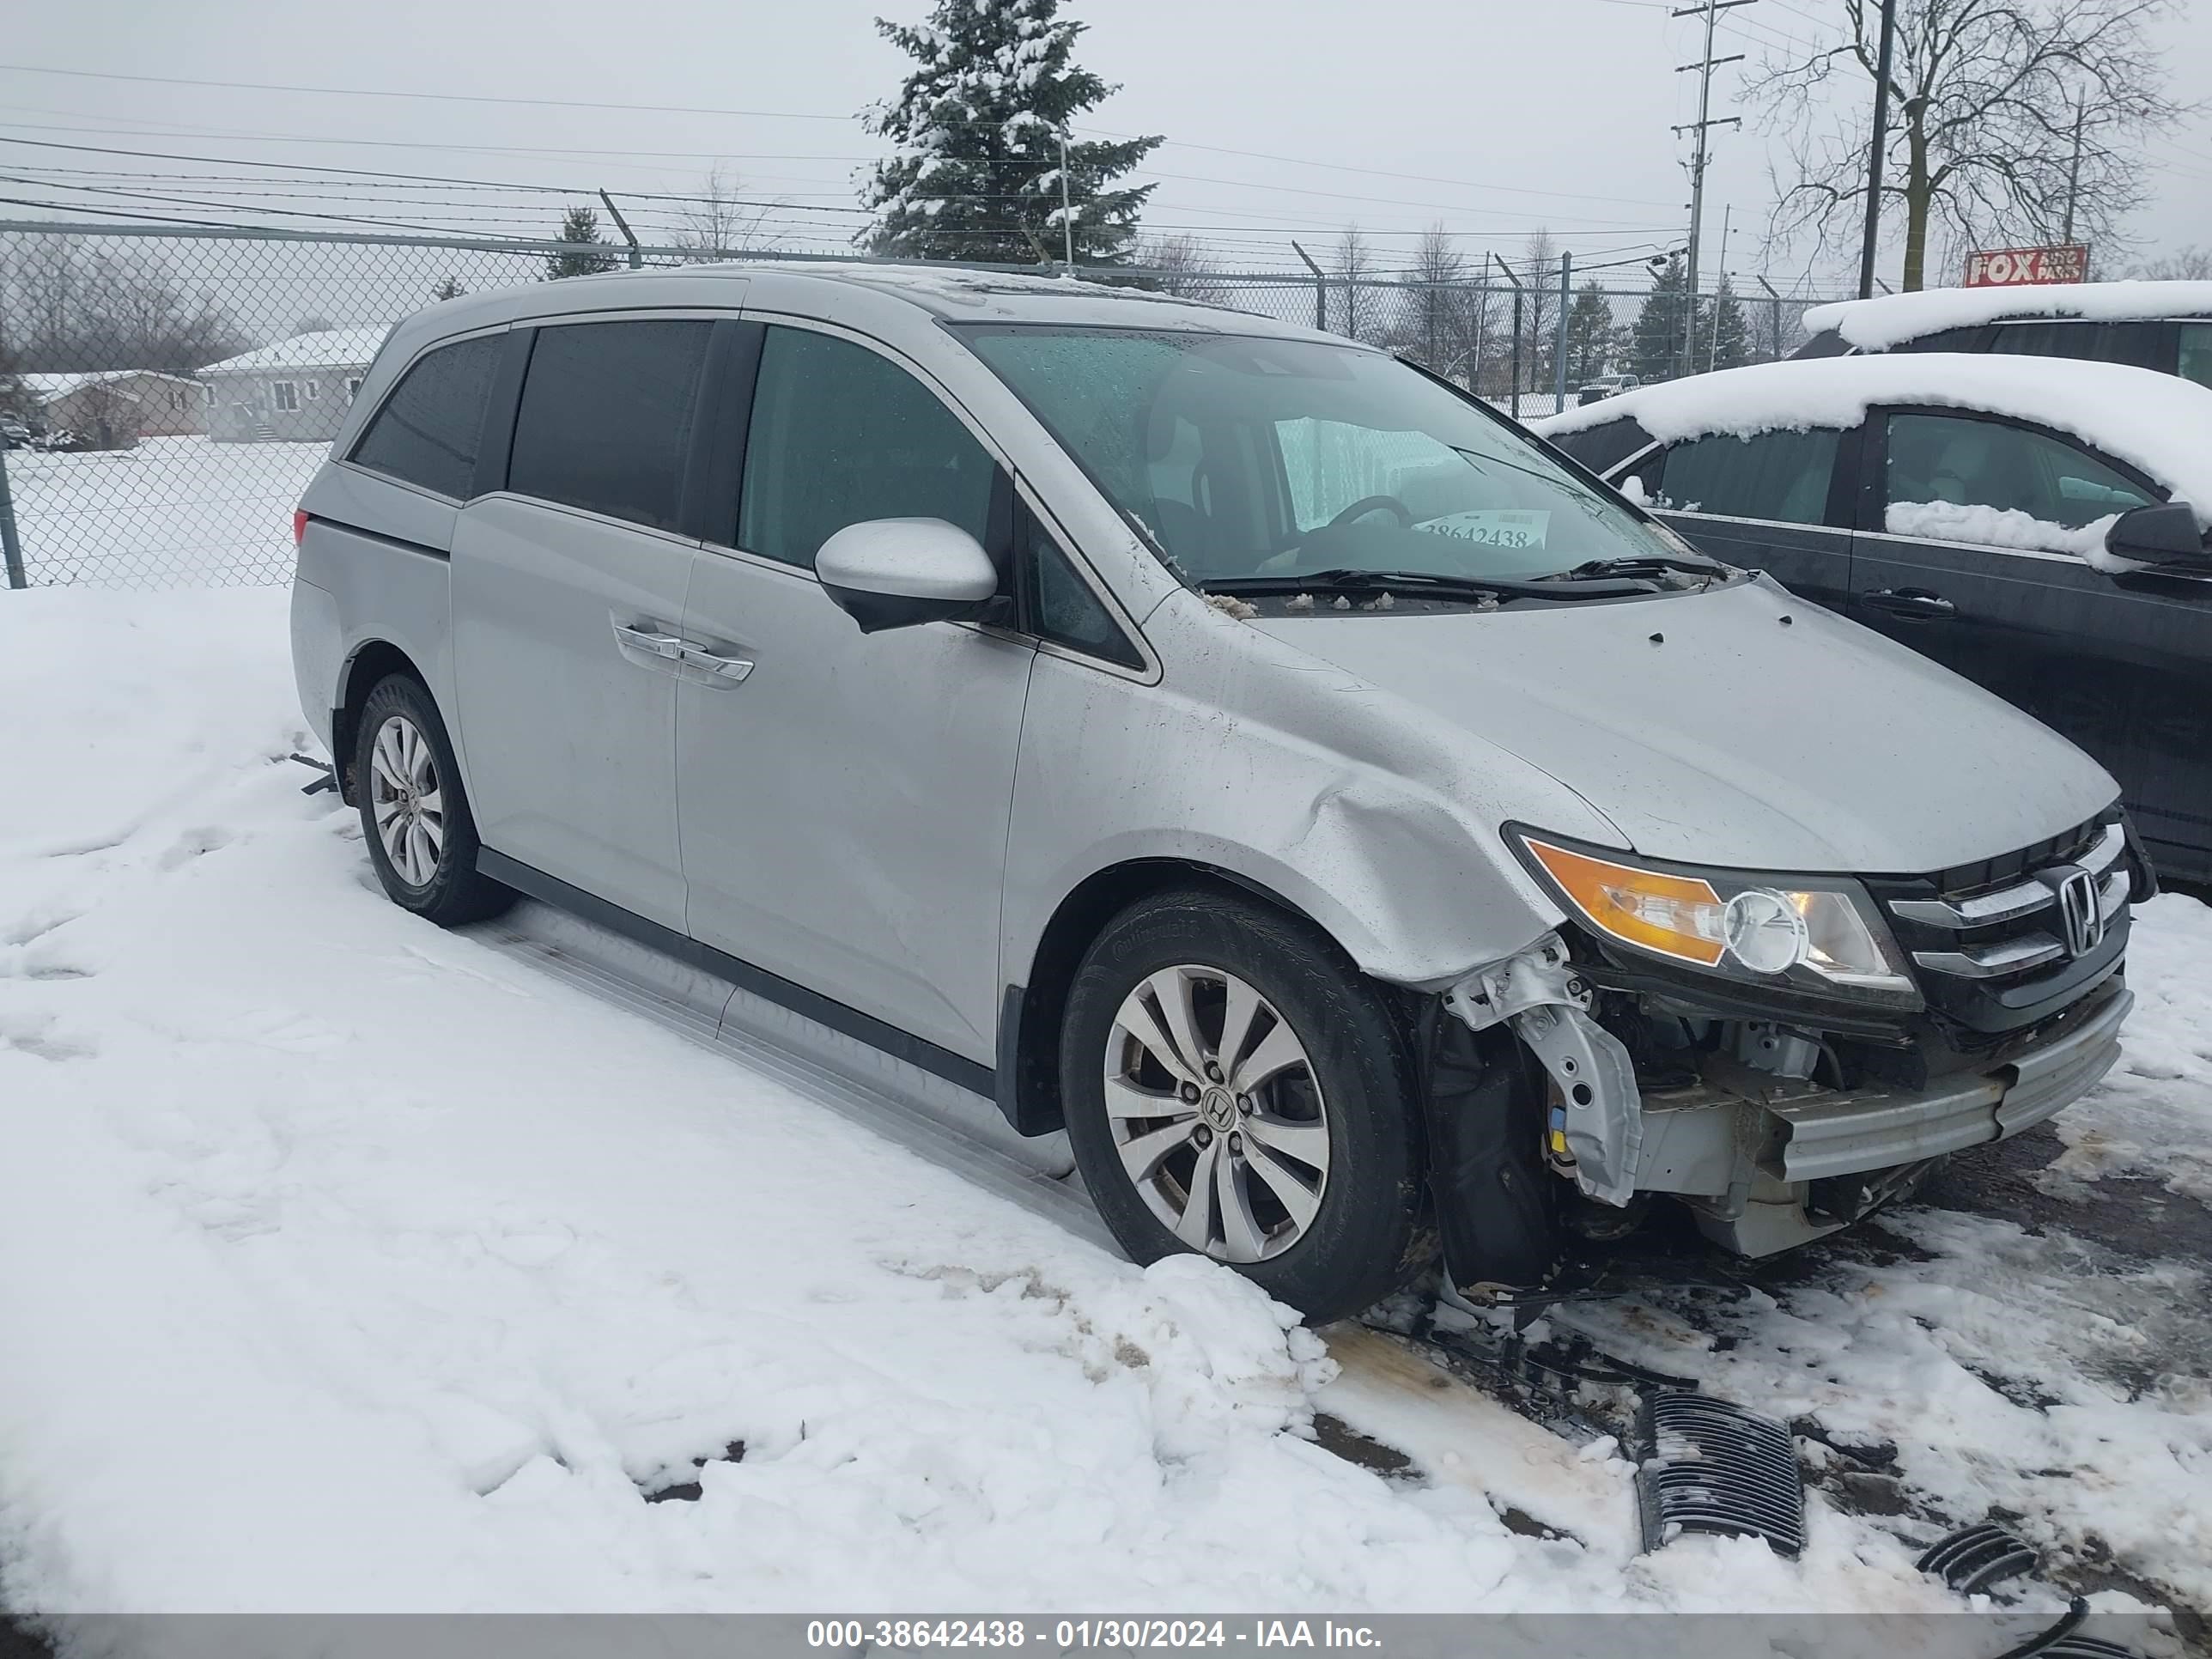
top-left (957, 325), bottom-right (1682, 586)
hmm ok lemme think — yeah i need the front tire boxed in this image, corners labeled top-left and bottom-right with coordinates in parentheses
top-left (354, 674), bottom-right (511, 926)
top-left (1060, 887), bottom-right (1428, 1323)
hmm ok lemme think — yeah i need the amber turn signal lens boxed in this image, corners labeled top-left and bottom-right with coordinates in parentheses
top-left (1521, 838), bottom-right (1726, 967)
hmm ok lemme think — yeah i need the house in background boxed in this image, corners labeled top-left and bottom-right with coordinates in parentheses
top-left (22, 370), bottom-right (206, 447)
top-left (202, 327), bottom-right (390, 443)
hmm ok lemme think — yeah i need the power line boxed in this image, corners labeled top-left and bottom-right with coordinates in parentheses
top-left (0, 63), bottom-right (1692, 213)
top-left (0, 61), bottom-right (860, 123)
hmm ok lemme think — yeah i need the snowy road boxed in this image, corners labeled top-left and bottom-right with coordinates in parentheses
top-left (0, 589), bottom-right (2206, 1627)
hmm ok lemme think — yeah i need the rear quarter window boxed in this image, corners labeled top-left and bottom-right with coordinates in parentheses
top-left (1654, 428), bottom-right (1842, 526)
top-left (349, 333), bottom-right (503, 500)
top-left (1544, 416), bottom-right (1652, 477)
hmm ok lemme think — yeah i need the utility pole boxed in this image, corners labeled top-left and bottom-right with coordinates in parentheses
top-left (1856, 0), bottom-right (1899, 298)
top-left (1056, 131), bottom-right (1076, 272)
top-left (1674, 0), bottom-right (1752, 376)
top-left (2062, 99), bottom-right (2086, 243)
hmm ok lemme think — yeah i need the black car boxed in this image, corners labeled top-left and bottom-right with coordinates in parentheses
top-left (1793, 282), bottom-right (2212, 388)
top-left (1542, 353), bottom-right (2212, 884)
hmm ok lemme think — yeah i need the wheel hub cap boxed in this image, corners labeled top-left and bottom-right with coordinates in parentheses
top-left (1199, 1085), bottom-right (1238, 1133)
top-left (368, 714), bottom-right (445, 889)
top-left (1103, 964), bottom-right (1332, 1267)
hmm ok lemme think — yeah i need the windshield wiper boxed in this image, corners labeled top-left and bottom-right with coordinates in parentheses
top-left (1203, 568), bottom-right (1654, 603)
top-left (1542, 553), bottom-right (1729, 582)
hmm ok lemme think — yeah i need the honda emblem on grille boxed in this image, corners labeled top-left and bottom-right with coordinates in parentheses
top-left (2053, 867), bottom-right (2103, 958)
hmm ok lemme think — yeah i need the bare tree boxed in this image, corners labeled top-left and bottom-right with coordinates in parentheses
top-left (1518, 229), bottom-right (1561, 392)
top-left (2123, 246), bottom-right (2212, 280)
top-left (1132, 234), bottom-right (1226, 302)
top-left (675, 165), bottom-right (777, 260)
top-left (1400, 223), bottom-right (1475, 377)
top-left (0, 236), bottom-right (246, 371)
top-left (1750, 0), bottom-right (2191, 291)
top-left (1332, 225), bottom-right (1381, 343)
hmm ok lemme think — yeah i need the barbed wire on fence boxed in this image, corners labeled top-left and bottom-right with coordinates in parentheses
top-left (0, 219), bottom-right (1845, 589)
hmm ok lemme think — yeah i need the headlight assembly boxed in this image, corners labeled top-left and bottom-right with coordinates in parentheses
top-left (1510, 830), bottom-right (1919, 1003)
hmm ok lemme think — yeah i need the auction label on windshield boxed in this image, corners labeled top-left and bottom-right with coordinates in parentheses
top-left (1419, 508), bottom-right (1549, 549)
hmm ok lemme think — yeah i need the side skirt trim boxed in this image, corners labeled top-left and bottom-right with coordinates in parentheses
top-left (475, 848), bottom-right (997, 1098)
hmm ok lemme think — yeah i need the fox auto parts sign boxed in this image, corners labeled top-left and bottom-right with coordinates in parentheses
top-left (1963, 245), bottom-right (2090, 287)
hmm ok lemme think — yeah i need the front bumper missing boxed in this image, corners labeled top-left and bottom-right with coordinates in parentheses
top-left (1449, 936), bottom-right (2132, 1256)
top-left (1640, 975), bottom-right (2129, 1177)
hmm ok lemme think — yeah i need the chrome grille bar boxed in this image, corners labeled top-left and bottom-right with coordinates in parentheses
top-left (1887, 822), bottom-right (2124, 930)
top-left (1910, 870), bottom-right (2127, 979)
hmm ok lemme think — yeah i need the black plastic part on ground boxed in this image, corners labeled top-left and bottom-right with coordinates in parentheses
top-left (1633, 1391), bottom-right (1807, 1559)
top-left (1919, 1522), bottom-right (2041, 1595)
top-left (0, 1617), bottom-right (55, 1659)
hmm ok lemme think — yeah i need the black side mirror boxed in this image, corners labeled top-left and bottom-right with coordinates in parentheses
top-left (2106, 501), bottom-right (2212, 571)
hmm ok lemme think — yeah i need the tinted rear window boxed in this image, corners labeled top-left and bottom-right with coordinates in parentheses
top-left (1656, 428), bottom-right (1841, 525)
top-left (1546, 416), bottom-right (1653, 477)
top-left (349, 333), bottom-right (501, 499)
top-left (507, 319), bottom-right (711, 532)
top-left (1985, 319), bottom-right (2166, 371)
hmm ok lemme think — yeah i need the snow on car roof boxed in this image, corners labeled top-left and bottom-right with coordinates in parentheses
top-left (1532, 353), bottom-right (2212, 526)
top-left (738, 258), bottom-right (1325, 333)
top-left (1802, 280), bottom-right (2212, 350)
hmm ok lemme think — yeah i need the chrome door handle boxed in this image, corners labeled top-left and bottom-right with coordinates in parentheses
top-left (1862, 587), bottom-right (1955, 619)
top-left (611, 621), bottom-right (686, 660)
top-left (681, 647), bottom-right (755, 683)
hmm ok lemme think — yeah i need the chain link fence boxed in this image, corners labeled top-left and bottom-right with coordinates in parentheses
top-left (0, 221), bottom-right (1841, 589)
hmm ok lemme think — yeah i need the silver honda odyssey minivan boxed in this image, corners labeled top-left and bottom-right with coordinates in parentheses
top-left (291, 264), bottom-right (2146, 1322)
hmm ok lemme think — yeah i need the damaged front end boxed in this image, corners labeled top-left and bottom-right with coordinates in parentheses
top-left (1424, 814), bottom-right (2147, 1283)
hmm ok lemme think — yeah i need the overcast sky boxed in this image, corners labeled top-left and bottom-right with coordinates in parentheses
top-left (3, 0), bottom-right (2207, 295)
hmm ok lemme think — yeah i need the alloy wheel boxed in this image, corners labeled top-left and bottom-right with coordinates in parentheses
top-left (1103, 964), bottom-right (1332, 1264)
top-left (368, 713), bottom-right (445, 888)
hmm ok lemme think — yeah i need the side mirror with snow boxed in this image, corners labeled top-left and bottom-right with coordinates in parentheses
top-left (2105, 502), bottom-right (2212, 574)
top-left (815, 518), bottom-right (1005, 634)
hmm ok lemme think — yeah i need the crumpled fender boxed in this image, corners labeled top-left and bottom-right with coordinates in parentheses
top-left (1000, 591), bottom-right (1624, 994)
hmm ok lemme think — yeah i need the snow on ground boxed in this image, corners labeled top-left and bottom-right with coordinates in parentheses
top-left (4, 437), bottom-right (324, 588)
top-left (0, 588), bottom-right (2206, 1629)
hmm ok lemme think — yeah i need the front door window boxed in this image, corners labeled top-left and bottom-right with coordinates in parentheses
top-left (1881, 412), bottom-right (2157, 556)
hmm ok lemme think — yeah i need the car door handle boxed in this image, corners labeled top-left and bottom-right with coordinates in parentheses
top-left (1862, 587), bottom-right (1955, 619)
top-left (611, 621), bottom-right (687, 662)
top-left (680, 646), bottom-right (755, 684)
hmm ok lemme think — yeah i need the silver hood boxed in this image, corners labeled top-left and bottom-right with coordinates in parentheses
top-left (1250, 575), bottom-right (2118, 875)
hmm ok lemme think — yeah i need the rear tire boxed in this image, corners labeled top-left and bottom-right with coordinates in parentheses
top-left (353, 673), bottom-right (511, 926)
top-left (1060, 886), bottom-right (1428, 1324)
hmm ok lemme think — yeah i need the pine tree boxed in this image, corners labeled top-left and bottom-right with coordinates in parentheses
top-left (1563, 281), bottom-right (1616, 384)
top-left (1629, 255), bottom-right (1692, 383)
top-left (431, 276), bottom-right (467, 301)
top-left (544, 207), bottom-right (620, 281)
top-left (861, 0), bottom-right (1161, 265)
top-left (1703, 276), bottom-right (1752, 371)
